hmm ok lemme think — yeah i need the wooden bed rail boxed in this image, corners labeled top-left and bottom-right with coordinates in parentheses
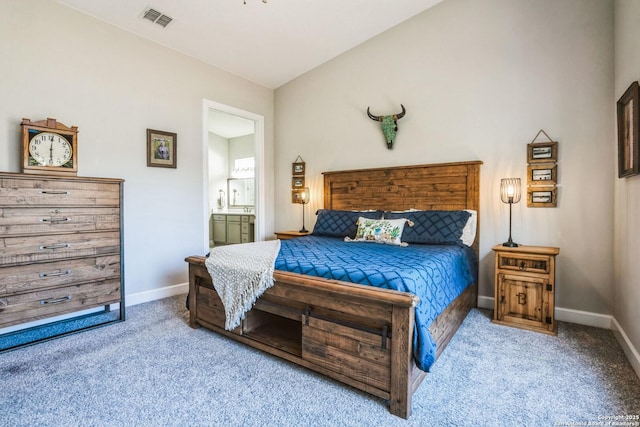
top-left (186, 255), bottom-right (419, 308)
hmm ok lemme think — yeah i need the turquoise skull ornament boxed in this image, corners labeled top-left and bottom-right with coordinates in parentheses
top-left (367, 104), bottom-right (406, 149)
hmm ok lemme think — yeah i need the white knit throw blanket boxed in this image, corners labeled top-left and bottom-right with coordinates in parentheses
top-left (204, 240), bottom-right (281, 330)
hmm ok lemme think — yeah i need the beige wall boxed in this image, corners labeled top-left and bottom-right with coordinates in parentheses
top-left (275, 0), bottom-right (615, 315)
top-left (614, 0), bottom-right (640, 370)
top-left (0, 0), bottom-right (275, 298)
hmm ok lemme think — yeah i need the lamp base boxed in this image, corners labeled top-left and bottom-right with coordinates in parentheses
top-left (502, 240), bottom-right (519, 247)
top-left (299, 227), bottom-right (308, 233)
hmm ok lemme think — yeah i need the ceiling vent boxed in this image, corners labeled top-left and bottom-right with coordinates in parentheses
top-left (141, 7), bottom-right (173, 28)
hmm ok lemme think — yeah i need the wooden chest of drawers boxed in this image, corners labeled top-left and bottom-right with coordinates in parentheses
top-left (0, 173), bottom-right (124, 346)
top-left (492, 244), bottom-right (559, 335)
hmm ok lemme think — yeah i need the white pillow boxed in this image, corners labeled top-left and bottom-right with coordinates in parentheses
top-left (461, 209), bottom-right (477, 246)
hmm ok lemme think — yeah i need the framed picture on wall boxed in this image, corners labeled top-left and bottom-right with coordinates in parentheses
top-left (527, 164), bottom-right (557, 186)
top-left (292, 176), bottom-right (305, 188)
top-left (527, 188), bottom-right (557, 208)
top-left (147, 129), bottom-right (177, 168)
top-left (527, 141), bottom-right (557, 164)
top-left (617, 81), bottom-right (640, 178)
top-left (292, 161), bottom-right (305, 176)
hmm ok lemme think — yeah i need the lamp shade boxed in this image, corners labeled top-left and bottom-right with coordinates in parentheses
top-left (298, 187), bottom-right (310, 233)
top-left (300, 187), bottom-right (310, 204)
top-left (500, 178), bottom-right (521, 204)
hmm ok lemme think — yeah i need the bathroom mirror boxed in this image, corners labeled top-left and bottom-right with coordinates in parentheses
top-left (227, 178), bottom-right (255, 208)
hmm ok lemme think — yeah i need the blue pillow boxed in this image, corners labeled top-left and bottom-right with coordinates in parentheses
top-left (384, 210), bottom-right (471, 244)
top-left (312, 209), bottom-right (383, 238)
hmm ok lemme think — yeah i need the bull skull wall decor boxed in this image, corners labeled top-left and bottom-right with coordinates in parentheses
top-left (367, 104), bottom-right (406, 149)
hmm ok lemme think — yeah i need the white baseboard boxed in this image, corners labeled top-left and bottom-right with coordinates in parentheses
top-left (477, 295), bottom-right (640, 378)
top-left (554, 306), bottom-right (613, 329)
top-left (477, 296), bottom-right (612, 328)
top-left (477, 295), bottom-right (493, 310)
top-left (125, 282), bottom-right (189, 307)
top-left (611, 317), bottom-right (640, 379)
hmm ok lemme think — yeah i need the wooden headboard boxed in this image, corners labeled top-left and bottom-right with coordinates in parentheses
top-left (322, 160), bottom-right (482, 254)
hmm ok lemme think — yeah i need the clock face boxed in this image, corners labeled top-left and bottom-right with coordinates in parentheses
top-left (28, 132), bottom-right (73, 167)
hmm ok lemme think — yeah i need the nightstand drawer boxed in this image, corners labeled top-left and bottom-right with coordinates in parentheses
top-left (497, 253), bottom-right (551, 274)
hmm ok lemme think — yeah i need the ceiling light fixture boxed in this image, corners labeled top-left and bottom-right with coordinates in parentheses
top-left (141, 7), bottom-right (173, 28)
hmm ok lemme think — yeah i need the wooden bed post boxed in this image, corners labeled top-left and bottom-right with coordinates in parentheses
top-left (187, 257), bottom-right (203, 328)
top-left (389, 303), bottom-right (415, 419)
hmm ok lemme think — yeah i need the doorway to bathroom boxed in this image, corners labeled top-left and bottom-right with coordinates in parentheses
top-left (202, 99), bottom-right (265, 250)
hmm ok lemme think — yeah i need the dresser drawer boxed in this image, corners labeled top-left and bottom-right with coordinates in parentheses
top-left (496, 253), bottom-right (551, 274)
top-left (0, 278), bottom-right (121, 328)
top-left (0, 255), bottom-right (120, 296)
top-left (0, 177), bottom-right (120, 206)
top-left (0, 231), bottom-right (120, 267)
top-left (0, 207), bottom-right (119, 236)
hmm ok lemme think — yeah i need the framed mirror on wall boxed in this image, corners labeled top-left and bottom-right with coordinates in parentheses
top-left (228, 177), bottom-right (255, 207)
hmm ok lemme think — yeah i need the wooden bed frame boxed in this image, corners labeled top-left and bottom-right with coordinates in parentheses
top-left (185, 160), bottom-right (481, 419)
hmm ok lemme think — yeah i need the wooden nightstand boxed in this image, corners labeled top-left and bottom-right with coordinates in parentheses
top-left (492, 244), bottom-right (560, 335)
top-left (275, 230), bottom-right (311, 240)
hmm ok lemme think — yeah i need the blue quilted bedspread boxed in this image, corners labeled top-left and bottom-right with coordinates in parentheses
top-left (274, 236), bottom-right (476, 371)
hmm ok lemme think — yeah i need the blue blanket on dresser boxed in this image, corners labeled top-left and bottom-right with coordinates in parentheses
top-left (275, 235), bottom-right (476, 372)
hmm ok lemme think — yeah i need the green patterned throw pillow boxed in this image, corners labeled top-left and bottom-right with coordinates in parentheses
top-left (346, 217), bottom-right (410, 246)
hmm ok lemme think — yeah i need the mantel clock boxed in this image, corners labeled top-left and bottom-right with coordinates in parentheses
top-left (21, 118), bottom-right (78, 176)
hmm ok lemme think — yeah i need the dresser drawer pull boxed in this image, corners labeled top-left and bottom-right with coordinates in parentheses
top-left (40, 295), bottom-right (72, 305)
top-left (39, 190), bottom-right (70, 195)
top-left (41, 217), bottom-right (69, 223)
top-left (39, 270), bottom-right (72, 278)
top-left (518, 261), bottom-right (527, 271)
top-left (39, 243), bottom-right (71, 250)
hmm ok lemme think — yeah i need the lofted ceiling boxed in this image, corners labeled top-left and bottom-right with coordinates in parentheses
top-left (57, 0), bottom-right (443, 90)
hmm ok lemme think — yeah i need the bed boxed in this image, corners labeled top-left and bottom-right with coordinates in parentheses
top-left (185, 160), bottom-right (481, 419)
